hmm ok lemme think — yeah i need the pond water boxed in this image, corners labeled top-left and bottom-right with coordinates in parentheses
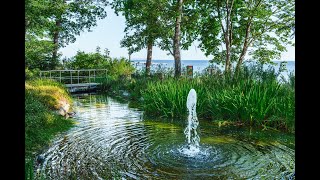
top-left (36, 94), bottom-right (295, 179)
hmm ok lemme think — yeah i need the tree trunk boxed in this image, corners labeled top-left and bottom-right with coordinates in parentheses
top-left (173, 0), bottom-right (183, 78)
top-left (235, 43), bottom-right (249, 73)
top-left (52, 19), bottom-right (61, 69)
top-left (235, 22), bottom-right (252, 73)
top-left (220, 0), bottom-right (234, 74)
top-left (146, 42), bottom-right (153, 76)
top-left (225, 39), bottom-right (231, 73)
top-left (224, 1), bottom-right (232, 73)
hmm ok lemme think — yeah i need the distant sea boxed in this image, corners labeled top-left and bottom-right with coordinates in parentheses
top-left (131, 59), bottom-right (295, 75)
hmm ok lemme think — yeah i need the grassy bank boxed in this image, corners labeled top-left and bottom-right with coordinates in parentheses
top-left (141, 65), bottom-right (295, 133)
top-left (25, 79), bottom-right (75, 179)
top-left (101, 63), bottom-right (294, 133)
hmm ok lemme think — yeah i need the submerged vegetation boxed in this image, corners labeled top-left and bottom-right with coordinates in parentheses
top-left (25, 79), bottom-right (74, 179)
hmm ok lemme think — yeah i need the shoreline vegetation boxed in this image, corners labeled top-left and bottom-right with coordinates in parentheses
top-left (25, 79), bottom-right (75, 179)
top-left (97, 60), bottom-right (295, 133)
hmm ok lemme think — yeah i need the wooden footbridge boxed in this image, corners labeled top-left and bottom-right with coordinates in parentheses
top-left (40, 69), bottom-right (108, 93)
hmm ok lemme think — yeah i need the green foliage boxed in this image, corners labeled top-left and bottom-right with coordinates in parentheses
top-left (65, 48), bottom-right (110, 69)
top-left (107, 57), bottom-right (135, 78)
top-left (112, 0), bottom-right (200, 77)
top-left (25, 35), bottom-right (59, 70)
top-left (52, 0), bottom-right (108, 47)
top-left (112, 0), bottom-right (167, 53)
top-left (66, 49), bottom-right (135, 79)
top-left (26, 0), bottom-right (108, 46)
top-left (140, 63), bottom-right (295, 132)
top-left (141, 78), bottom-right (208, 119)
top-left (196, 0), bottom-right (295, 68)
top-left (25, 79), bottom-right (74, 179)
top-left (25, 0), bottom-right (108, 70)
top-left (25, 68), bottom-right (41, 80)
top-left (155, 0), bottom-right (200, 56)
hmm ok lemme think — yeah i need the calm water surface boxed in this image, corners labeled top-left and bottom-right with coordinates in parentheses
top-left (37, 94), bottom-right (295, 179)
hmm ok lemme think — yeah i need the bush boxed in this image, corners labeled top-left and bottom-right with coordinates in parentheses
top-left (25, 68), bottom-right (40, 80)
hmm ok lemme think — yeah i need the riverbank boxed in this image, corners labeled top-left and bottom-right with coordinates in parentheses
top-left (25, 79), bottom-right (75, 179)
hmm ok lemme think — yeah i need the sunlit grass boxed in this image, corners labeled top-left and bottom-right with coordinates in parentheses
top-left (141, 64), bottom-right (295, 133)
top-left (25, 79), bottom-right (75, 179)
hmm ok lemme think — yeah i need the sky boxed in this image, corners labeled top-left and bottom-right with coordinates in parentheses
top-left (60, 6), bottom-right (295, 61)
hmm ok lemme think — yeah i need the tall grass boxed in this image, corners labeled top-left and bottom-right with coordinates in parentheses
top-left (25, 79), bottom-right (75, 179)
top-left (141, 63), bottom-right (295, 132)
top-left (142, 78), bottom-right (207, 118)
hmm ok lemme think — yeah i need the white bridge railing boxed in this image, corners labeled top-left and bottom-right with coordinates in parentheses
top-left (39, 69), bottom-right (108, 85)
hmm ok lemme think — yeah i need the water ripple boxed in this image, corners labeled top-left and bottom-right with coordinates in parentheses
top-left (36, 95), bottom-right (295, 180)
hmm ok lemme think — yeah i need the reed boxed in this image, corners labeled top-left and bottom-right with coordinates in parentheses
top-left (141, 64), bottom-right (295, 132)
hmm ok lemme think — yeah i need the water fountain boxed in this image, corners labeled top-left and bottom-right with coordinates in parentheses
top-left (179, 89), bottom-right (201, 156)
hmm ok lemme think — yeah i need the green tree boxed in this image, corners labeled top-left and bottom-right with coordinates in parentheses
top-left (66, 48), bottom-right (134, 79)
top-left (66, 47), bottom-right (110, 69)
top-left (197, 0), bottom-right (294, 73)
top-left (48, 0), bottom-right (108, 65)
top-left (25, 0), bottom-right (108, 70)
top-left (25, 35), bottom-right (56, 70)
top-left (25, 0), bottom-right (53, 37)
top-left (113, 0), bottom-right (199, 78)
top-left (156, 0), bottom-right (200, 77)
top-left (112, 0), bottom-right (168, 76)
top-left (25, 0), bottom-right (58, 70)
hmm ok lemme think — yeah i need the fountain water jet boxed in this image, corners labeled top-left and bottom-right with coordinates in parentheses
top-left (180, 89), bottom-right (201, 156)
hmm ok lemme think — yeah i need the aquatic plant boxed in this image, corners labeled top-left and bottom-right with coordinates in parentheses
top-left (141, 63), bottom-right (295, 132)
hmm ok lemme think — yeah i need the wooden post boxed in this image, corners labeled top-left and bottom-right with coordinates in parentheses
top-left (89, 70), bottom-right (91, 83)
top-left (78, 70), bottom-right (80, 84)
top-left (187, 65), bottom-right (193, 78)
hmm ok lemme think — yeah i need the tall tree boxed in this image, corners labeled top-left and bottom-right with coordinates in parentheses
top-left (173, 0), bottom-right (183, 77)
top-left (112, 0), bottom-right (167, 76)
top-left (113, 0), bottom-right (199, 77)
top-left (49, 0), bottom-right (108, 67)
top-left (25, 0), bottom-right (108, 70)
top-left (197, 0), bottom-right (294, 74)
top-left (25, 0), bottom-right (58, 70)
top-left (25, 0), bottom-right (53, 37)
top-left (157, 0), bottom-right (200, 77)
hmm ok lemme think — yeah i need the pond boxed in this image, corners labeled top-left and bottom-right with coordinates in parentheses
top-left (36, 94), bottom-right (295, 179)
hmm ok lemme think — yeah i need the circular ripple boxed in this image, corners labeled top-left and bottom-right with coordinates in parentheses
top-left (36, 96), bottom-right (295, 180)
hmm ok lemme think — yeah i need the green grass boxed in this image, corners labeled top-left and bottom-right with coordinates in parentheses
top-left (140, 64), bottom-right (295, 133)
top-left (95, 63), bottom-right (294, 133)
top-left (25, 79), bottom-right (75, 179)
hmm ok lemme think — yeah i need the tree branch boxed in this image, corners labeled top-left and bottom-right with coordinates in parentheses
top-left (217, 0), bottom-right (225, 35)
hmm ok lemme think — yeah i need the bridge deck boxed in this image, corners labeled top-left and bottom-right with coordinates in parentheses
top-left (65, 83), bottom-right (100, 88)
top-left (39, 69), bottom-right (107, 93)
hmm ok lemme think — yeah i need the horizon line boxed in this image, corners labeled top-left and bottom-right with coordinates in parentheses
top-left (130, 59), bottom-right (295, 61)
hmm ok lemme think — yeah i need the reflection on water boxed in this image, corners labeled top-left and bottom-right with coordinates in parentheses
top-left (36, 94), bottom-right (295, 179)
